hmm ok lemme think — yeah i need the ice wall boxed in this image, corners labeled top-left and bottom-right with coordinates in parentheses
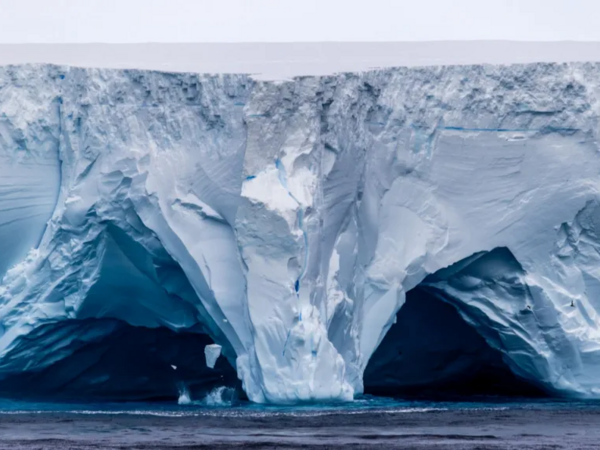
top-left (1, 62), bottom-right (600, 403)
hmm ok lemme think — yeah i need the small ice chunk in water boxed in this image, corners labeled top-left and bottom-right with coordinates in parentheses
top-left (205, 344), bottom-right (222, 369)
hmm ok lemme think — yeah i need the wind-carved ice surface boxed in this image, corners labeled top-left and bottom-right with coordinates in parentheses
top-left (2, 62), bottom-right (600, 403)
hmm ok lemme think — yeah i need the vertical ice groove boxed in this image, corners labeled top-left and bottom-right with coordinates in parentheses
top-left (0, 66), bottom-right (62, 278)
top-left (275, 158), bottom-right (308, 290)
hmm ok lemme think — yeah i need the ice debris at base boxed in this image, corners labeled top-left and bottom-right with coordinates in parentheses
top-left (204, 386), bottom-right (236, 406)
top-left (205, 344), bottom-right (222, 369)
top-left (177, 385), bottom-right (192, 405)
top-left (3, 63), bottom-right (600, 403)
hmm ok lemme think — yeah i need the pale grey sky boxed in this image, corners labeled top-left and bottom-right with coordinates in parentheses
top-left (0, 0), bottom-right (599, 43)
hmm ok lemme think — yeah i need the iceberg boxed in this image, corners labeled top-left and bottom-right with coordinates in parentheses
top-left (1, 62), bottom-right (600, 403)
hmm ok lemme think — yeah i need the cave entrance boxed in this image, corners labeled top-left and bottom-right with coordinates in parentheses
top-left (0, 319), bottom-right (238, 402)
top-left (0, 220), bottom-right (243, 403)
top-left (363, 285), bottom-right (546, 399)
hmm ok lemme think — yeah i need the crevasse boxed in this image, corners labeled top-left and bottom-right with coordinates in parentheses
top-left (1, 63), bottom-right (600, 403)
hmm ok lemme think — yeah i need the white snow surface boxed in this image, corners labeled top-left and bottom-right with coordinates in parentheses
top-left (1, 61), bottom-right (600, 403)
top-left (3, 42), bottom-right (600, 80)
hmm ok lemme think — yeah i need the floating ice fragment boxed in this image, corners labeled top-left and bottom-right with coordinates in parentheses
top-left (205, 344), bottom-right (222, 369)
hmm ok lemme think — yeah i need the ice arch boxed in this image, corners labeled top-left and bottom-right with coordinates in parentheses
top-left (0, 215), bottom-right (241, 401)
top-left (0, 65), bottom-right (253, 402)
top-left (364, 248), bottom-right (550, 398)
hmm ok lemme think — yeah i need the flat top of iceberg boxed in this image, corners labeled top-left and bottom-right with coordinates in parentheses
top-left (2, 41), bottom-right (600, 80)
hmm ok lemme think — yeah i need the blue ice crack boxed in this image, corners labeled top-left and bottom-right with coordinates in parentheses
top-left (275, 159), bottom-right (309, 297)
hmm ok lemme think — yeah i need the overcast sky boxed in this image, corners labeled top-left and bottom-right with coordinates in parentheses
top-left (1, 0), bottom-right (599, 43)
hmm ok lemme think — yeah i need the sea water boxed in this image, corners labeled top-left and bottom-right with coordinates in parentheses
top-left (1, 391), bottom-right (600, 417)
top-left (1, 392), bottom-right (600, 448)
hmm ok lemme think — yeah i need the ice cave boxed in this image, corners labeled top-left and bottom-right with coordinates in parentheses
top-left (1, 62), bottom-right (600, 403)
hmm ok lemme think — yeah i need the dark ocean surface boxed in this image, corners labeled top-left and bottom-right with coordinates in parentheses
top-left (0, 393), bottom-right (599, 449)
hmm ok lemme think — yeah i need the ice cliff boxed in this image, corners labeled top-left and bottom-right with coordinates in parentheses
top-left (1, 62), bottom-right (600, 403)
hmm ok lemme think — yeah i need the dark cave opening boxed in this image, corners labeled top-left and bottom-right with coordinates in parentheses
top-left (0, 319), bottom-right (239, 402)
top-left (363, 286), bottom-right (547, 399)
